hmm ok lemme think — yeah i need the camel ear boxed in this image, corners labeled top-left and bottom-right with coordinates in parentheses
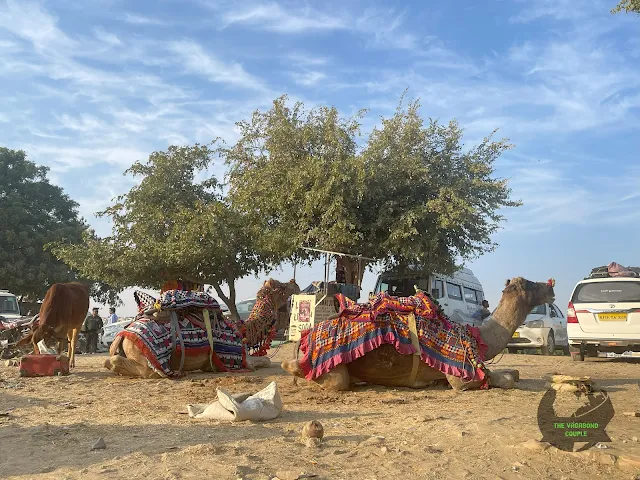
top-left (505, 279), bottom-right (511, 287)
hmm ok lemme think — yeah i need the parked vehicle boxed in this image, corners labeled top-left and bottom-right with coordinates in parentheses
top-left (0, 290), bottom-right (22, 322)
top-left (506, 303), bottom-right (569, 355)
top-left (567, 264), bottom-right (640, 361)
top-left (101, 318), bottom-right (134, 349)
top-left (371, 268), bottom-right (486, 327)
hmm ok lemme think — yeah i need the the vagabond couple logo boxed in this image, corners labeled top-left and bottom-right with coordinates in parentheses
top-left (537, 386), bottom-right (615, 452)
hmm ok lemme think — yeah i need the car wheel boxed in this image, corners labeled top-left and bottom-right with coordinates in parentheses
top-left (586, 345), bottom-right (598, 358)
top-left (540, 332), bottom-right (555, 356)
top-left (569, 344), bottom-right (584, 361)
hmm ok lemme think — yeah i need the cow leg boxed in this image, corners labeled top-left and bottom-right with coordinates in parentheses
top-left (68, 328), bottom-right (79, 368)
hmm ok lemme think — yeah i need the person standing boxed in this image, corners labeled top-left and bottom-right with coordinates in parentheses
top-left (83, 308), bottom-right (103, 354)
top-left (480, 300), bottom-right (491, 321)
top-left (108, 307), bottom-right (118, 325)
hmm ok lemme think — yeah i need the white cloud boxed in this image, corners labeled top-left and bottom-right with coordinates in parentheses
top-left (287, 53), bottom-right (330, 67)
top-left (168, 40), bottom-right (267, 91)
top-left (509, 0), bottom-right (594, 23)
top-left (57, 114), bottom-right (106, 133)
top-left (291, 71), bottom-right (326, 86)
top-left (123, 12), bottom-right (166, 26)
top-left (94, 27), bottom-right (122, 47)
top-left (354, 8), bottom-right (419, 50)
top-left (220, 3), bottom-right (345, 33)
top-left (0, 0), bottom-right (75, 51)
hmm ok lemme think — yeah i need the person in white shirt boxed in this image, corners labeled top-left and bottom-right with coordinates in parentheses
top-left (108, 307), bottom-right (119, 324)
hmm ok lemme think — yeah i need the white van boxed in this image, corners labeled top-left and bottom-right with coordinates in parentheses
top-left (371, 268), bottom-right (486, 327)
top-left (0, 290), bottom-right (22, 322)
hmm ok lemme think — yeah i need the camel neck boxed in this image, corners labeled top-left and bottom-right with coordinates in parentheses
top-left (479, 296), bottom-right (530, 360)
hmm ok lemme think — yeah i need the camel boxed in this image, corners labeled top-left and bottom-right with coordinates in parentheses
top-left (281, 277), bottom-right (555, 391)
top-left (17, 282), bottom-right (90, 368)
top-left (104, 278), bottom-right (300, 378)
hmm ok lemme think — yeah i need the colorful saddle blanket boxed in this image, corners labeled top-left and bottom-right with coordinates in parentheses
top-left (116, 311), bottom-right (247, 378)
top-left (298, 291), bottom-right (489, 386)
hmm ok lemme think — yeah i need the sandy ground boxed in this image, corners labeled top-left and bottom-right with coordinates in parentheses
top-left (1, 345), bottom-right (639, 480)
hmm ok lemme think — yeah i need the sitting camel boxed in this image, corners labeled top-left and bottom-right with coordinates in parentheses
top-left (104, 279), bottom-right (300, 378)
top-left (281, 277), bottom-right (555, 391)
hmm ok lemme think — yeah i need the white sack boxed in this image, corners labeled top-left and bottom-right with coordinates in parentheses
top-left (187, 381), bottom-right (283, 422)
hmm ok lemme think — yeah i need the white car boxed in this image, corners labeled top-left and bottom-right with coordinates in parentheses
top-left (101, 318), bottom-right (134, 348)
top-left (506, 303), bottom-right (569, 355)
top-left (567, 274), bottom-right (640, 361)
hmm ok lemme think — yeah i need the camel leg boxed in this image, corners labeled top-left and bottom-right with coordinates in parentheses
top-left (445, 374), bottom-right (486, 391)
top-left (281, 359), bottom-right (351, 391)
top-left (314, 365), bottom-right (351, 391)
top-left (104, 338), bottom-right (161, 378)
top-left (106, 354), bottom-right (159, 378)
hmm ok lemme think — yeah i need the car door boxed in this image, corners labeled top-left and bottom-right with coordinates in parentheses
top-left (550, 303), bottom-right (568, 345)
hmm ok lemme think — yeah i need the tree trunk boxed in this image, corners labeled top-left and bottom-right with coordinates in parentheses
top-left (336, 257), bottom-right (368, 286)
top-left (212, 283), bottom-right (239, 321)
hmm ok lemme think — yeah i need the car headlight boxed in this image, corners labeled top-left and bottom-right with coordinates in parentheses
top-left (525, 320), bottom-right (544, 328)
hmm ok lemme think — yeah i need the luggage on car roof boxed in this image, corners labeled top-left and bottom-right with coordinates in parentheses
top-left (587, 262), bottom-right (640, 279)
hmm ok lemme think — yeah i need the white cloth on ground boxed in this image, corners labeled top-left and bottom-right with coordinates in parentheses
top-left (186, 381), bottom-right (283, 422)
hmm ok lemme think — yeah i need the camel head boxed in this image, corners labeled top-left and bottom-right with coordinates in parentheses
top-left (502, 277), bottom-right (556, 327)
top-left (480, 277), bottom-right (556, 360)
top-left (257, 278), bottom-right (301, 311)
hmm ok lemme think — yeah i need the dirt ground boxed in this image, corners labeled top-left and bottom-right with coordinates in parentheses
top-left (1, 345), bottom-right (639, 480)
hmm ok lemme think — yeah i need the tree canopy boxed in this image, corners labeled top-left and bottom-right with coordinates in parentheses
top-left (612, 0), bottom-right (640, 14)
top-left (51, 144), bottom-right (270, 319)
top-left (0, 147), bottom-right (88, 300)
top-left (222, 95), bottom-right (521, 282)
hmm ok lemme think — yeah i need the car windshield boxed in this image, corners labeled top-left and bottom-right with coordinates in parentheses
top-left (529, 304), bottom-right (546, 315)
top-left (376, 277), bottom-right (425, 297)
top-left (0, 296), bottom-right (20, 314)
top-left (573, 281), bottom-right (640, 303)
top-left (236, 301), bottom-right (256, 314)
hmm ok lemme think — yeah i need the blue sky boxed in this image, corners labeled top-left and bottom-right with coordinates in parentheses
top-left (1, 0), bottom-right (639, 316)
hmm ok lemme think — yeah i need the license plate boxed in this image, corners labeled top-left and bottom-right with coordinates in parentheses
top-left (512, 332), bottom-right (520, 338)
top-left (598, 313), bottom-right (627, 322)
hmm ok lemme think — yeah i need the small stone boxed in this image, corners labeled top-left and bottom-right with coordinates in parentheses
top-left (632, 436), bottom-right (638, 442)
top-left (623, 411), bottom-right (640, 417)
top-left (91, 437), bottom-right (106, 450)
top-left (274, 471), bottom-right (303, 480)
top-left (379, 446), bottom-right (388, 455)
top-left (361, 436), bottom-right (385, 446)
top-left (301, 420), bottom-right (324, 439)
top-left (304, 437), bottom-right (321, 448)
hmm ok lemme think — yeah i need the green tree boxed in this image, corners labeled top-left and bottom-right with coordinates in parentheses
top-left (51, 144), bottom-right (269, 320)
top-left (612, 0), bottom-right (640, 14)
top-left (0, 147), bottom-right (109, 303)
top-left (222, 95), bottom-right (520, 284)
